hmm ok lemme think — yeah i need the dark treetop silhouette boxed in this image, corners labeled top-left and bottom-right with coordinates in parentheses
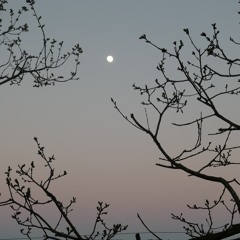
top-left (0, 0), bottom-right (82, 87)
top-left (112, 4), bottom-right (240, 240)
top-left (0, 0), bottom-right (127, 239)
top-left (1, 137), bottom-right (127, 240)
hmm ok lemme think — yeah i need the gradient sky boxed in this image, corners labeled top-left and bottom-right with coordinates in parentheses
top-left (0, 1), bottom-right (239, 240)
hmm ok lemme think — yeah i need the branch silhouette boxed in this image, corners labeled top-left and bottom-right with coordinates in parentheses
top-left (114, 4), bottom-right (240, 240)
top-left (1, 138), bottom-right (127, 240)
top-left (0, 0), bottom-right (82, 88)
top-left (0, 1), bottom-right (127, 239)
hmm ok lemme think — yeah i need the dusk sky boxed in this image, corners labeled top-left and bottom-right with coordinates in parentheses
top-left (0, 1), bottom-right (239, 240)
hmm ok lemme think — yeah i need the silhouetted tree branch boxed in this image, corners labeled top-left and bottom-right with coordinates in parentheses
top-left (0, 1), bottom-right (127, 239)
top-left (137, 214), bottom-right (162, 240)
top-left (0, 0), bottom-right (82, 88)
top-left (1, 138), bottom-right (127, 240)
top-left (113, 4), bottom-right (240, 240)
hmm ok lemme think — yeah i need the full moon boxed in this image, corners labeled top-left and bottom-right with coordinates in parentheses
top-left (107, 55), bottom-right (114, 63)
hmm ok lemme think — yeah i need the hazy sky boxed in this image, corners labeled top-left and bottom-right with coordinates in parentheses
top-left (0, 1), bottom-right (239, 240)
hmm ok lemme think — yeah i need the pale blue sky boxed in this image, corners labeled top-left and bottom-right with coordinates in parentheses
top-left (0, 1), bottom-right (239, 240)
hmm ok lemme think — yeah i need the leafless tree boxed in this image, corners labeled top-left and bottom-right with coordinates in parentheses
top-left (112, 4), bottom-right (240, 240)
top-left (0, 0), bottom-right (82, 87)
top-left (1, 137), bottom-right (127, 240)
top-left (0, 1), bottom-right (127, 239)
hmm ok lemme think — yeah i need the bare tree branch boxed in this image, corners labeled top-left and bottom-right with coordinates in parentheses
top-left (115, 4), bottom-right (240, 240)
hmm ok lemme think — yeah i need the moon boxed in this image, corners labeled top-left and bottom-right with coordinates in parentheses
top-left (107, 55), bottom-right (114, 63)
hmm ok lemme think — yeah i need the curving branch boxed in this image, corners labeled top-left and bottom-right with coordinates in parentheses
top-left (0, 0), bottom-right (82, 88)
top-left (115, 5), bottom-right (240, 240)
top-left (0, 138), bottom-right (127, 240)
